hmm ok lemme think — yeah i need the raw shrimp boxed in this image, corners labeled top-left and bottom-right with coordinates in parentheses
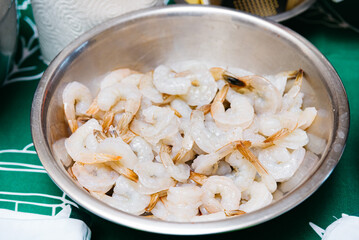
top-left (97, 82), bottom-right (141, 131)
top-left (211, 84), bottom-right (254, 129)
top-left (190, 110), bottom-right (242, 153)
top-left (170, 98), bottom-right (192, 119)
top-left (93, 137), bottom-right (138, 169)
top-left (212, 68), bottom-right (282, 114)
top-left (226, 150), bottom-right (256, 192)
top-left (91, 175), bottom-right (151, 215)
top-left (215, 161), bottom-right (232, 176)
top-left (176, 62), bottom-right (217, 106)
top-left (258, 146), bottom-right (306, 182)
top-left (52, 138), bottom-right (72, 167)
top-left (192, 141), bottom-right (240, 175)
top-left (129, 136), bottom-right (154, 163)
top-left (130, 106), bottom-right (179, 145)
top-left (281, 69), bottom-right (304, 112)
top-left (274, 128), bottom-right (308, 150)
top-left (63, 63), bottom-right (317, 222)
top-left (239, 181), bottom-right (272, 213)
top-left (236, 141), bottom-right (277, 193)
top-left (100, 68), bottom-right (133, 89)
top-left (64, 119), bottom-right (102, 162)
top-left (201, 176), bottom-right (241, 213)
top-left (62, 81), bottom-right (92, 132)
top-left (134, 161), bottom-right (176, 193)
top-left (72, 162), bottom-right (119, 193)
top-left (160, 145), bottom-right (190, 182)
top-left (165, 185), bottom-right (203, 221)
top-left (153, 65), bottom-right (192, 95)
top-left (264, 70), bottom-right (298, 96)
top-left (139, 72), bottom-right (163, 103)
top-left (298, 107), bottom-right (317, 129)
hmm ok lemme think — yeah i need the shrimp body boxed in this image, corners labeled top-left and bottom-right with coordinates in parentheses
top-left (129, 136), bottom-right (154, 163)
top-left (160, 145), bottom-right (190, 182)
top-left (100, 68), bottom-right (133, 89)
top-left (258, 146), bottom-right (305, 182)
top-left (190, 110), bottom-right (242, 153)
top-left (65, 119), bottom-right (101, 162)
top-left (95, 137), bottom-right (138, 169)
top-left (97, 82), bottom-right (141, 116)
top-left (192, 141), bottom-right (240, 175)
top-left (134, 161), bottom-right (176, 193)
top-left (139, 72), bottom-right (163, 103)
top-left (239, 181), bottom-right (272, 213)
top-left (177, 62), bottom-right (217, 106)
top-left (62, 81), bottom-right (92, 132)
top-left (72, 162), bottom-right (119, 193)
top-left (165, 185), bottom-right (203, 221)
top-left (211, 85), bottom-right (254, 129)
top-left (91, 176), bottom-right (151, 215)
top-left (153, 65), bottom-right (192, 95)
top-left (201, 176), bottom-right (241, 213)
top-left (226, 150), bottom-right (256, 192)
top-left (131, 106), bottom-right (179, 145)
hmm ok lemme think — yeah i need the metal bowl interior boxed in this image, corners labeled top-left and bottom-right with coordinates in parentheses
top-left (31, 5), bottom-right (349, 235)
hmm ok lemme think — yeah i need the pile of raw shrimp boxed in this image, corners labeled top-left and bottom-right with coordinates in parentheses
top-left (61, 60), bottom-right (317, 222)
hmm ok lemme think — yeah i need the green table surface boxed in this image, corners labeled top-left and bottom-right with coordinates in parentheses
top-left (1, 0), bottom-right (358, 239)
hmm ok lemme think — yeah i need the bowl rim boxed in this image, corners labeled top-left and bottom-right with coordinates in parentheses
top-left (31, 5), bottom-right (349, 235)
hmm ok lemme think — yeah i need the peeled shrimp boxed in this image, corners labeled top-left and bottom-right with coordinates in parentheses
top-left (258, 146), bottom-right (306, 182)
top-left (211, 84), bottom-right (254, 129)
top-left (190, 110), bottom-right (242, 153)
top-left (62, 81), bottom-right (92, 132)
top-left (201, 176), bottom-right (241, 213)
top-left (100, 68), bottom-right (133, 89)
top-left (91, 175), bottom-right (151, 215)
top-left (72, 162), bottom-right (119, 193)
top-left (239, 181), bottom-right (272, 213)
top-left (129, 136), bottom-right (154, 163)
top-left (153, 65), bottom-right (192, 95)
top-left (134, 161), bottom-right (176, 193)
top-left (226, 150), bottom-right (256, 192)
top-left (130, 106), bottom-right (179, 145)
top-left (65, 119), bottom-right (102, 162)
top-left (94, 137), bottom-right (138, 169)
top-left (213, 68), bottom-right (282, 114)
top-left (175, 62), bottom-right (217, 106)
top-left (165, 185), bottom-right (203, 221)
top-left (97, 82), bottom-right (141, 131)
top-left (160, 145), bottom-right (190, 182)
top-left (192, 141), bottom-right (239, 175)
top-left (139, 72), bottom-right (163, 103)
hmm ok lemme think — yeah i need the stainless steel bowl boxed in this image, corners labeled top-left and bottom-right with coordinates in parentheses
top-left (31, 5), bottom-right (349, 235)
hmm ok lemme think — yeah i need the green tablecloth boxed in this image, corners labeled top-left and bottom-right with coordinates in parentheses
top-left (1, 0), bottom-right (358, 239)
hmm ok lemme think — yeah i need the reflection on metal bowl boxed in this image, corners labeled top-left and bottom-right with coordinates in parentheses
top-left (31, 5), bottom-right (349, 235)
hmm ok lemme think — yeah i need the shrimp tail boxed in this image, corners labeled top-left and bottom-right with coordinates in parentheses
top-left (102, 111), bottom-right (115, 131)
top-left (78, 153), bottom-right (122, 164)
top-left (68, 120), bottom-right (78, 133)
top-left (106, 162), bottom-right (138, 183)
top-left (86, 97), bottom-right (100, 115)
top-left (189, 171), bottom-right (208, 185)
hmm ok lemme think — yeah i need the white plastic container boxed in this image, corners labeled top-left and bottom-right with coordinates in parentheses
top-left (32, 0), bottom-right (163, 63)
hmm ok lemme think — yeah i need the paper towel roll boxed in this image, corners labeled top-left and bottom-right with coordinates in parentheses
top-left (32, 0), bottom-right (163, 63)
